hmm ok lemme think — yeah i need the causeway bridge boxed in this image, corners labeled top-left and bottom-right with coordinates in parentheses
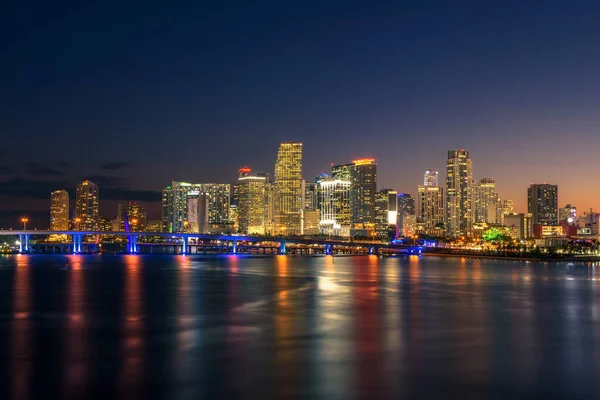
top-left (0, 230), bottom-right (422, 255)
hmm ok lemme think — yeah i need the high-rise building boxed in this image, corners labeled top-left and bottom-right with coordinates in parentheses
top-left (527, 184), bottom-right (558, 226)
top-left (424, 168), bottom-right (438, 187)
top-left (76, 180), bottom-right (99, 231)
top-left (559, 204), bottom-right (577, 224)
top-left (375, 189), bottom-right (397, 239)
top-left (417, 185), bottom-right (444, 230)
top-left (349, 159), bottom-right (377, 236)
top-left (50, 190), bottom-right (69, 231)
top-left (319, 178), bottom-right (351, 237)
top-left (117, 202), bottom-right (147, 232)
top-left (303, 181), bottom-right (318, 211)
top-left (186, 190), bottom-right (208, 233)
top-left (161, 180), bottom-right (230, 233)
top-left (273, 142), bottom-right (303, 236)
top-left (396, 193), bottom-right (416, 237)
top-left (97, 217), bottom-right (112, 232)
top-left (501, 200), bottom-right (515, 215)
top-left (237, 168), bottom-right (267, 235)
top-left (474, 177), bottom-right (498, 224)
top-left (446, 150), bottom-right (473, 237)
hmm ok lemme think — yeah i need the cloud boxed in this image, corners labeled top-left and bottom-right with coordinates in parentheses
top-left (25, 162), bottom-right (66, 177)
top-left (101, 162), bottom-right (131, 170)
top-left (82, 175), bottom-right (130, 188)
top-left (101, 188), bottom-right (161, 202)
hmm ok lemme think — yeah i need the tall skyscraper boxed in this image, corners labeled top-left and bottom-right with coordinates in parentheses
top-left (319, 178), bottom-right (351, 237)
top-left (417, 185), bottom-right (444, 231)
top-left (237, 168), bottom-right (267, 235)
top-left (424, 168), bottom-right (438, 187)
top-left (396, 193), bottom-right (416, 237)
top-left (76, 180), bottom-right (99, 231)
top-left (50, 190), bottom-right (69, 231)
top-left (349, 158), bottom-right (377, 236)
top-left (446, 150), bottom-right (473, 237)
top-left (375, 189), bottom-right (397, 239)
top-left (527, 184), bottom-right (558, 226)
top-left (273, 142), bottom-right (303, 236)
top-left (474, 177), bottom-right (499, 224)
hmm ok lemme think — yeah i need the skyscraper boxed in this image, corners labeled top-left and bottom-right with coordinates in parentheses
top-left (396, 193), bottom-right (416, 237)
top-left (349, 158), bottom-right (377, 236)
top-left (527, 184), bottom-right (558, 226)
top-left (117, 202), bottom-right (146, 231)
top-left (319, 178), bottom-right (351, 237)
top-left (417, 176), bottom-right (444, 232)
top-left (474, 177), bottom-right (499, 224)
top-left (273, 142), bottom-right (303, 236)
top-left (76, 180), bottom-right (99, 231)
top-left (375, 189), bottom-right (397, 239)
top-left (237, 168), bottom-right (267, 235)
top-left (50, 190), bottom-right (69, 231)
top-left (446, 150), bottom-right (473, 237)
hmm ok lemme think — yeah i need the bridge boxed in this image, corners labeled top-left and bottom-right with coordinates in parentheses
top-left (0, 230), bottom-right (422, 255)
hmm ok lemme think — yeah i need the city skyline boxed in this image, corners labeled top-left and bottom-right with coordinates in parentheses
top-left (4, 2), bottom-right (600, 228)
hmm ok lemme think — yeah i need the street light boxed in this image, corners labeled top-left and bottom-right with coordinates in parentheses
top-left (21, 217), bottom-right (28, 230)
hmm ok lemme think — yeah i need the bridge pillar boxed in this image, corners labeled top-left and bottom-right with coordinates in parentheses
top-left (182, 236), bottom-right (187, 255)
top-left (279, 241), bottom-right (286, 255)
top-left (232, 240), bottom-right (237, 254)
top-left (369, 247), bottom-right (374, 255)
top-left (18, 234), bottom-right (23, 253)
top-left (325, 244), bottom-right (333, 255)
top-left (24, 234), bottom-right (29, 252)
top-left (133, 235), bottom-right (138, 254)
top-left (77, 234), bottom-right (82, 253)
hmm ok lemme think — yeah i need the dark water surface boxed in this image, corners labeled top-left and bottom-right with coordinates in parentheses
top-left (1, 254), bottom-right (600, 399)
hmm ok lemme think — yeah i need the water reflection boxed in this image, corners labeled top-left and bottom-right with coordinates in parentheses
top-left (10, 255), bottom-right (32, 400)
top-left (63, 255), bottom-right (87, 398)
top-left (119, 255), bottom-right (145, 398)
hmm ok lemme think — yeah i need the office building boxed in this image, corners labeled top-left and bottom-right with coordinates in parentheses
top-left (396, 193), bottom-right (416, 237)
top-left (446, 150), bottom-right (473, 237)
top-left (417, 185), bottom-right (445, 230)
top-left (273, 142), bottom-right (303, 235)
top-left (76, 180), bottom-right (99, 231)
top-left (237, 168), bottom-right (267, 235)
top-left (350, 158), bottom-right (378, 236)
top-left (50, 189), bottom-right (69, 231)
top-left (186, 190), bottom-right (208, 233)
top-left (559, 204), bottom-right (577, 225)
top-left (504, 213), bottom-right (534, 240)
top-left (474, 177), bottom-right (499, 224)
top-left (319, 178), bottom-right (351, 237)
top-left (527, 184), bottom-right (558, 226)
top-left (375, 189), bottom-right (397, 239)
top-left (97, 217), bottom-right (112, 232)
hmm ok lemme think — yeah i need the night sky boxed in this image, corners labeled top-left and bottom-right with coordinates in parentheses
top-left (3, 1), bottom-right (600, 228)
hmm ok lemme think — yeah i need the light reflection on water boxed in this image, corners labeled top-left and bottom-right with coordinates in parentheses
top-left (2, 254), bottom-right (600, 398)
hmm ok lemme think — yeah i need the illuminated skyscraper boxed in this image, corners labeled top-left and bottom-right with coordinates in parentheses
top-left (319, 178), bottom-right (351, 237)
top-left (559, 204), bottom-right (577, 225)
top-left (237, 168), bottom-right (267, 235)
top-left (446, 150), bottom-right (473, 237)
top-left (76, 180), bottom-right (99, 231)
top-left (349, 158), bottom-right (377, 236)
top-left (424, 169), bottom-right (438, 187)
top-left (396, 193), bottom-right (416, 237)
top-left (50, 189), bottom-right (69, 231)
top-left (474, 177), bottom-right (499, 224)
top-left (375, 189), bottom-right (397, 239)
top-left (273, 142), bottom-right (303, 235)
top-left (417, 185), bottom-right (444, 230)
top-left (527, 184), bottom-right (558, 226)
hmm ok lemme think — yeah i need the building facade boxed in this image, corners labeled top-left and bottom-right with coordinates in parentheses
top-left (76, 180), bottom-right (99, 231)
top-left (273, 142), bottom-right (303, 236)
top-left (375, 189), bottom-right (397, 239)
top-left (527, 184), bottom-right (558, 226)
top-left (237, 168), bottom-right (267, 235)
top-left (446, 150), bottom-right (473, 237)
top-left (349, 159), bottom-right (377, 236)
top-left (319, 178), bottom-right (351, 237)
top-left (474, 177), bottom-right (499, 224)
top-left (396, 193), bottom-right (416, 238)
top-left (50, 189), bottom-right (69, 231)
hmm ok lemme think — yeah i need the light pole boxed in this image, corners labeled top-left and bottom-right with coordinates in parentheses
top-left (21, 217), bottom-right (28, 230)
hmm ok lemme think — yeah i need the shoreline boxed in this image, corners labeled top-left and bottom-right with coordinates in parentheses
top-left (422, 251), bottom-right (600, 263)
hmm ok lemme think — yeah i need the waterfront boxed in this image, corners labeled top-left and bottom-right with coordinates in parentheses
top-left (2, 255), bottom-right (600, 399)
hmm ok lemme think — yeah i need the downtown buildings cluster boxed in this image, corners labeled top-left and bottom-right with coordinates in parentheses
top-left (45, 143), bottom-right (599, 244)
